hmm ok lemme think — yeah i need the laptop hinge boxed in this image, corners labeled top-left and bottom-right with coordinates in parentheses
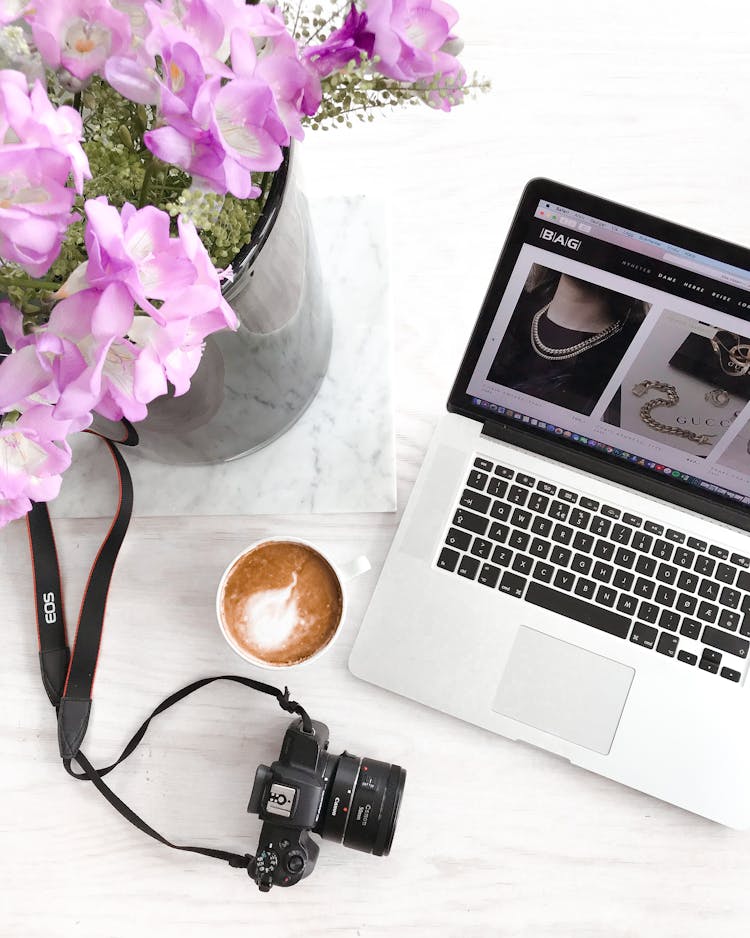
top-left (481, 419), bottom-right (750, 535)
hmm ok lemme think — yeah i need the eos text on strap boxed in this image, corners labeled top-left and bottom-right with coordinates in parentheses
top-left (25, 428), bottom-right (406, 891)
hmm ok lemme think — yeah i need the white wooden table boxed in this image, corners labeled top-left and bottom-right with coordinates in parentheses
top-left (4, 2), bottom-right (750, 935)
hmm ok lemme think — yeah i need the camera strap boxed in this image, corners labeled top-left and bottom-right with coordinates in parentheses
top-left (25, 426), bottom-right (313, 875)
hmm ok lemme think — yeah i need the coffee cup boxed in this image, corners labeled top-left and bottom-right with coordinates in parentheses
top-left (216, 537), bottom-right (370, 669)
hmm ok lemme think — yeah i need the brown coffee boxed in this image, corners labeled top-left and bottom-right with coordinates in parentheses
top-left (219, 541), bottom-right (343, 666)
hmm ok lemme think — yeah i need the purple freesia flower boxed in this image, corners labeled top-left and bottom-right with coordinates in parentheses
top-left (29, 0), bottom-right (132, 82)
top-left (363, 0), bottom-right (463, 86)
top-left (0, 404), bottom-right (77, 525)
top-left (303, 4), bottom-right (373, 78)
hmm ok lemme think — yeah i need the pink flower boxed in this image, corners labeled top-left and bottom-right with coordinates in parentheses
top-left (362, 0), bottom-right (464, 86)
top-left (0, 404), bottom-right (77, 524)
top-left (0, 0), bottom-right (31, 26)
top-left (0, 146), bottom-right (77, 276)
top-left (303, 4), bottom-right (373, 78)
top-left (29, 0), bottom-right (132, 82)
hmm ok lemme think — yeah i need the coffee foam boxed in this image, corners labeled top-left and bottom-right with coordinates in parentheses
top-left (236, 574), bottom-right (299, 651)
top-left (220, 541), bottom-right (343, 666)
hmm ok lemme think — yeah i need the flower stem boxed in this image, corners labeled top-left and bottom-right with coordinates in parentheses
top-left (138, 152), bottom-right (156, 208)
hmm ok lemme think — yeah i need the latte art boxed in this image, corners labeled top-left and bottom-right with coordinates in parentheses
top-left (219, 541), bottom-right (343, 667)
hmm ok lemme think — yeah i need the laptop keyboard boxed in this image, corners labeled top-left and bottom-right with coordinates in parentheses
top-left (436, 456), bottom-right (750, 685)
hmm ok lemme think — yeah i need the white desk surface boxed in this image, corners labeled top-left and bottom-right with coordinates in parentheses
top-left (4, 2), bottom-right (750, 935)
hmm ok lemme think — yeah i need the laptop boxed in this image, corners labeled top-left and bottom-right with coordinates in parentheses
top-left (349, 178), bottom-right (750, 828)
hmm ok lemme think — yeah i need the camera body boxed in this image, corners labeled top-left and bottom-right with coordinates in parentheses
top-left (247, 718), bottom-right (405, 891)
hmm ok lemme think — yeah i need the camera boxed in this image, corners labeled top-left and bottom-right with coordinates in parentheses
top-left (247, 718), bottom-right (406, 891)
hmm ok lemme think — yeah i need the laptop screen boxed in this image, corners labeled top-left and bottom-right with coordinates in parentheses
top-left (459, 184), bottom-right (750, 508)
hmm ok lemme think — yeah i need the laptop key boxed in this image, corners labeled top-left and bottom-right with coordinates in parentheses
top-left (529, 537), bottom-right (551, 559)
top-left (533, 561), bottom-right (554, 583)
top-left (720, 587), bottom-right (741, 609)
top-left (687, 537), bottom-right (707, 552)
top-left (633, 577), bottom-right (655, 599)
top-left (571, 553), bottom-right (593, 575)
top-left (590, 517), bottom-right (611, 537)
top-left (525, 582), bottom-right (631, 638)
top-left (699, 658), bottom-right (719, 674)
top-left (665, 529), bottom-right (685, 544)
top-left (580, 497), bottom-right (599, 511)
top-left (527, 493), bottom-right (549, 514)
top-left (550, 546), bottom-right (572, 567)
top-left (632, 532), bottom-right (653, 553)
top-left (551, 524), bottom-right (573, 545)
top-left (558, 489), bottom-right (577, 503)
top-left (530, 515), bottom-right (553, 537)
top-left (617, 594), bottom-right (638, 616)
top-left (622, 513), bottom-right (642, 527)
top-left (680, 618), bottom-right (701, 639)
top-left (494, 465), bottom-right (514, 479)
top-left (739, 570), bottom-right (750, 591)
top-left (570, 509), bottom-right (591, 529)
top-left (718, 609), bottom-right (741, 632)
top-left (437, 548), bottom-right (460, 571)
top-left (613, 569), bottom-right (634, 590)
top-left (630, 622), bottom-right (657, 648)
top-left (512, 554), bottom-right (533, 576)
top-left (731, 553), bottom-right (750, 569)
top-left (467, 470), bottom-right (488, 491)
top-left (656, 563), bottom-right (677, 584)
top-left (614, 547), bottom-right (635, 569)
top-left (696, 601), bottom-right (718, 623)
top-left (510, 508), bottom-right (532, 530)
top-left (487, 478), bottom-right (508, 498)
top-left (574, 578), bottom-right (596, 599)
top-left (695, 555), bottom-right (716, 577)
top-left (515, 473), bottom-right (535, 487)
top-left (644, 521), bottom-right (664, 535)
top-left (549, 500), bottom-right (570, 521)
top-left (446, 527), bottom-right (472, 551)
top-left (742, 613), bottom-right (750, 639)
top-left (702, 648), bottom-right (722, 665)
top-left (721, 666), bottom-right (741, 682)
top-left (492, 545), bottom-right (513, 567)
top-left (659, 610), bottom-right (681, 632)
top-left (677, 650), bottom-right (697, 665)
top-left (600, 505), bottom-right (620, 519)
top-left (676, 593), bottom-right (697, 615)
top-left (507, 485), bottom-right (528, 506)
top-left (593, 541), bottom-right (615, 561)
top-left (453, 509), bottom-right (489, 536)
top-left (702, 625), bottom-right (749, 658)
top-left (474, 458), bottom-right (493, 472)
top-left (596, 585), bottom-right (617, 608)
top-left (490, 501), bottom-right (512, 522)
top-left (638, 602), bottom-right (659, 624)
top-left (488, 522), bottom-right (510, 543)
top-left (536, 480), bottom-right (556, 494)
top-left (716, 563), bottom-right (736, 585)
top-left (653, 540), bottom-right (674, 561)
top-left (499, 571), bottom-right (527, 598)
top-left (460, 489), bottom-right (491, 513)
top-left (635, 555), bottom-right (657, 576)
top-left (709, 545), bottom-right (729, 560)
top-left (592, 561), bottom-right (613, 582)
top-left (553, 569), bottom-right (575, 592)
top-left (674, 548), bottom-right (695, 568)
top-left (611, 524), bottom-right (631, 545)
top-left (656, 633), bottom-right (679, 657)
top-left (572, 531), bottom-right (594, 552)
top-left (676, 571), bottom-right (698, 593)
top-left (655, 585), bottom-right (676, 607)
top-left (470, 537), bottom-right (493, 559)
top-left (457, 555), bottom-right (480, 579)
top-left (477, 563), bottom-right (501, 588)
top-left (698, 578), bottom-right (719, 601)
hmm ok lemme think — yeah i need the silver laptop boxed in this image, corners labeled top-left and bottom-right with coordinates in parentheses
top-left (350, 178), bottom-right (750, 828)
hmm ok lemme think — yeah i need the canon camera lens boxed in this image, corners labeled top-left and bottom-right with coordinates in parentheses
top-left (317, 752), bottom-right (405, 856)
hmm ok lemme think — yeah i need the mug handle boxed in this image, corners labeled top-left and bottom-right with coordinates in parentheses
top-left (338, 555), bottom-right (371, 583)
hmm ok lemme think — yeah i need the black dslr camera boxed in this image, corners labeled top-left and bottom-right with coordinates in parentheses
top-left (247, 718), bottom-right (406, 890)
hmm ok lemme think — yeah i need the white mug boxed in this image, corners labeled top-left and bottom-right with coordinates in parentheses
top-left (216, 536), bottom-right (370, 670)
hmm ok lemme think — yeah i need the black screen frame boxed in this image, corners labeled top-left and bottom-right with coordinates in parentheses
top-left (447, 177), bottom-right (750, 532)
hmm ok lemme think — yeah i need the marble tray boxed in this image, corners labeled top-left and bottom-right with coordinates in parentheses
top-left (52, 196), bottom-right (396, 520)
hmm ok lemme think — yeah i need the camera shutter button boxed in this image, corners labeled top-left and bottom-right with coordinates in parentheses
top-left (286, 852), bottom-right (305, 874)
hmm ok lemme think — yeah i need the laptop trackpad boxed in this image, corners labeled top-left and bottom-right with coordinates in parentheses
top-left (492, 626), bottom-right (634, 755)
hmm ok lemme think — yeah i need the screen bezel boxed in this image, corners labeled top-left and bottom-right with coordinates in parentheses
top-left (448, 177), bottom-right (750, 530)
